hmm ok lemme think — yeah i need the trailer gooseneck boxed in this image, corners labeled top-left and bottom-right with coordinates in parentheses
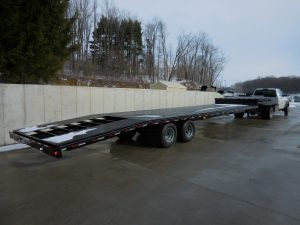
top-left (10, 94), bottom-right (287, 158)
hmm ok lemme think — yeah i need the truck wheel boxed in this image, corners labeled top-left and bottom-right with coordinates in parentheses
top-left (283, 104), bottom-right (289, 116)
top-left (283, 107), bottom-right (289, 116)
top-left (234, 113), bottom-right (244, 119)
top-left (118, 131), bottom-right (136, 141)
top-left (262, 107), bottom-right (273, 120)
top-left (177, 120), bottom-right (195, 142)
top-left (159, 123), bottom-right (177, 148)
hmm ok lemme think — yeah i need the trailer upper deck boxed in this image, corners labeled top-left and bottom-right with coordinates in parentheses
top-left (10, 103), bottom-right (257, 158)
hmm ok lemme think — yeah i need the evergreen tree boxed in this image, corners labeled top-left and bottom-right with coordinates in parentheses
top-left (90, 16), bottom-right (143, 77)
top-left (0, 0), bottom-right (75, 83)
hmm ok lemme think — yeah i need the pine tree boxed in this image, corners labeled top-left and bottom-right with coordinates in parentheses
top-left (0, 0), bottom-right (75, 83)
top-left (90, 16), bottom-right (143, 77)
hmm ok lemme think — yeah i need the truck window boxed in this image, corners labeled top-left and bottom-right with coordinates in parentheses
top-left (253, 89), bottom-right (276, 97)
top-left (277, 89), bottom-right (283, 97)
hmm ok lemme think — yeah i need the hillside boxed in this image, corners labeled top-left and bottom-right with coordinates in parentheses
top-left (233, 76), bottom-right (300, 93)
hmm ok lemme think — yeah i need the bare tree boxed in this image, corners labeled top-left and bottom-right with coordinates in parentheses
top-left (157, 21), bottom-right (169, 80)
top-left (168, 33), bottom-right (193, 81)
top-left (144, 18), bottom-right (160, 82)
top-left (170, 32), bottom-right (225, 86)
top-left (67, 0), bottom-right (93, 79)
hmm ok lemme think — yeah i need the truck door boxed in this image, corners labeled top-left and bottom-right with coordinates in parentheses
top-left (276, 89), bottom-right (285, 109)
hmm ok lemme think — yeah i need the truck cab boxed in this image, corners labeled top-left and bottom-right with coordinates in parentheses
top-left (252, 88), bottom-right (289, 111)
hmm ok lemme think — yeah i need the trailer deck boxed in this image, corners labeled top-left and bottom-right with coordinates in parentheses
top-left (10, 103), bottom-right (257, 158)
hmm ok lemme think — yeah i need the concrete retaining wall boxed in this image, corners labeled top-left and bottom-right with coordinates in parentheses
top-left (0, 84), bottom-right (222, 146)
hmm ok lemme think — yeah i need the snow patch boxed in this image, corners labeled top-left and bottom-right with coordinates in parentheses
top-left (0, 144), bottom-right (29, 152)
top-left (194, 104), bottom-right (246, 113)
top-left (44, 128), bottom-right (96, 143)
top-left (134, 115), bottom-right (162, 118)
top-left (290, 102), bottom-right (300, 108)
top-left (19, 125), bottom-right (57, 133)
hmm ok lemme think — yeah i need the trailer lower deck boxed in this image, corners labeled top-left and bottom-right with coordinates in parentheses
top-left (10, 104), bottom-right (257, 158)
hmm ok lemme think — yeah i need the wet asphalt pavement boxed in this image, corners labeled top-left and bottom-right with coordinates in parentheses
top-left (1, 105), bottom-right (300, 225)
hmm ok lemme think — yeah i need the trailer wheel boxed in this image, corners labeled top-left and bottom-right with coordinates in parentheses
top-left (159, 123), bottom-right (177, 148)
top-left (234, 113), bottom-right (244, 119)
top-left (262, 107), bottom-right (273, 120)
top-left (118, 131), bottom-right (136, 141)
top-left (177, 120), bottom-right (195, 142)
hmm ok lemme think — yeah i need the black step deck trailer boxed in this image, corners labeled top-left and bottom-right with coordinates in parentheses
top-left (10, 102), bottom-right (258, 158)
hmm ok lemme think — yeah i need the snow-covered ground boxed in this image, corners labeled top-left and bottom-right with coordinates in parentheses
top-left (290, 102), bottom-right (300, 108)
top-left (0, 144), bottom-right (29, 152)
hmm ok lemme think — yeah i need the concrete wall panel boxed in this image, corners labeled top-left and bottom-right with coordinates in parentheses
top-left (61, 86), bottom-right (77, 120)
top-left (44, 85), bottom-right (62, 123)
top-left (3, 84), bottom-right (25, 145)
top-left (143, 90), bottom-right (152, 110)
top-left (203, 92), bottom-right (209, 104)
top-left (103, 88), bottom-right (115, 113)
top-left (195, 92), bottom-right (202, 105)
top-left (179, 92), bottom-right (185, 106)
top-left (24, 85), bottom-right (45, 127)
top-left (166, 92), bottom-right (174, 108)
top-left (134, 89), bottom-right (144, 111)
top-left (187, 91), bottom-right (195, 106)
top-left (91, 87), bottom-right (104, 114)
top-left (77, 87), bottom-right (91, 117)
top-left (115, 88), bottom-right (126, 112)
top-left (191, 91), bottom-right (197, 105)
top-left (0, 85), bottom-right (4, 146)
top-left (172, 92), bottom-right (181, 107)
top-left (159, 91), bottom-right (167, 108)
top-left (151, 90), bottom-right (160, 110)
top-left (125, 89), bottom-right (135, 112)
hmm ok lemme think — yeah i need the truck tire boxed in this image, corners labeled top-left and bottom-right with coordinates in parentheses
top-left (283, 107), bottom-right (289, 116)
top-left (283, 103), bottom-right (289, 116)
top-left (262, 107), bottom-right (273, 120)
top-left (234, 113), bottom-right (244, 119)
top-left (177, 120), bottom-right (195, 142)
top-left (159, 123), bottom-right (177, 148)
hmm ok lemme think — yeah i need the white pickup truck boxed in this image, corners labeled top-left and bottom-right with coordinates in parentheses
top-left (216, 88), bottom-right (290, 119)
top-left (251, 88), bottom-right (289, 116)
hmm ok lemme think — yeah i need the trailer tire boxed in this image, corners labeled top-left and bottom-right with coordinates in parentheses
top-left (118, 131), bottom-right (136, 141)
top-left (177, 120), bottom-right (195, 142)
top-left (234, 113), bottom-right (244, 119)
top-left (159, 123), bottom-right (177, 148)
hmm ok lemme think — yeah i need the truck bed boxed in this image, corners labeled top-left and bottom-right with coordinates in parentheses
top-left (215, 96), bottom-right (274, 106)
top-left (10, 104), bottom-right (257, 158)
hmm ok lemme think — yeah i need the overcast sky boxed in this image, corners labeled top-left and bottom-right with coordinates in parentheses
top-left (112, 0), bottom-right (300, 85)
